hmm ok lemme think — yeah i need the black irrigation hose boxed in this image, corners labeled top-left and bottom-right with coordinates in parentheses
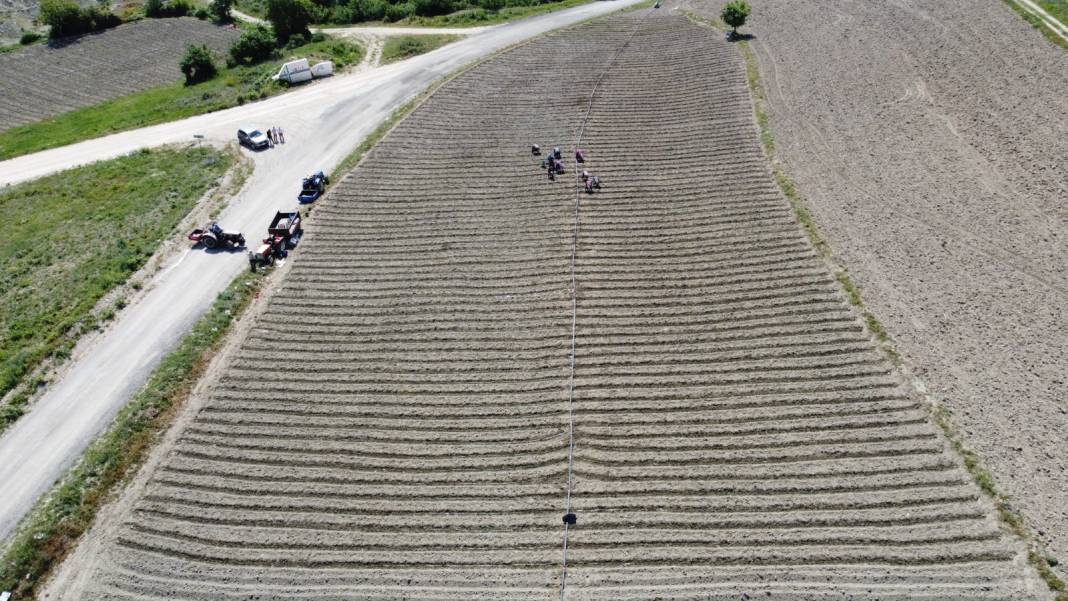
top-left (558, 6), bottom-right (658, 600)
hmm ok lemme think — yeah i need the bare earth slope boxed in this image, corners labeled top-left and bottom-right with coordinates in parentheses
top-left (688, 0), bottom-right (1068, 566)
top-left (0, 18), bottom-right (239, 131)
top-left (61, 10), bottom-right (1045, 600)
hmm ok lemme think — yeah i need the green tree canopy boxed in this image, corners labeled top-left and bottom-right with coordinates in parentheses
top-left (180, 44), bottom-right (217, 84)
top-left (266, 0), bottom-right (315, 42)
top-left (720, 0), bottom-right (750, 34)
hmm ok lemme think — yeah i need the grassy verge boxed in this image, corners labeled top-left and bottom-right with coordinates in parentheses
top-left (0, 268), bottom-right (266, 599)
top-left (0, 146), bottom-right (233, 431)
top-left (685, 10), bottom-right (1068, 597)
top-left (380, 34), bottom-right (460, 63)
top-left (0, 37), bottom-right (363, 161)
top-left (1003, 0), bottom-right (1068, 50)
top-left (403, 0), bottom-right (593, 27)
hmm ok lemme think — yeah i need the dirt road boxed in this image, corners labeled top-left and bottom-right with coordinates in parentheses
top-left (690, 0), bottom-right (1068, 569)
top-left (0, 0), bottom-right (643, 544)
top-left (48, 9), bottom-right (1046, 599)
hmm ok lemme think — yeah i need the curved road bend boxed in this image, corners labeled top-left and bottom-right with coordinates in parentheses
top-left (0, 0), bottom-right (643, 541)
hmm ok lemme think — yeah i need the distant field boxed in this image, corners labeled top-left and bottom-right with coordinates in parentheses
top-left (0, 37), bottom-right (363, 160)
top-left (0, 146), bottom-right (233, 427)
top-left (0, 18), bottom-right (238, 133)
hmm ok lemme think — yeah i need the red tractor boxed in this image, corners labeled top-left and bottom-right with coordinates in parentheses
top-left (189, 222), bottom-right (245, 249)
top-left (249, 210), bottom-right (302, 271)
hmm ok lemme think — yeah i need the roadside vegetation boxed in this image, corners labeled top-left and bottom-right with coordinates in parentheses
top-left (236, 0), bottom-right (590, 26)
top-left (0, 268), bottom-right (266, 599)
top-left (0, 34), bottom-right (362, 160)
top-left (1003, 0), bottom-right (1068, 50)
top-left (381, 33), bottom-right (459, 63)
top-left (0, 146), bottom-right (233, 430)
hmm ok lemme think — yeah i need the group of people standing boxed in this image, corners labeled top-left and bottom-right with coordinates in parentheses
top-left (267, 126), bottom-right (286, 147)
top-left (533, 144), bottom-right (601, 193)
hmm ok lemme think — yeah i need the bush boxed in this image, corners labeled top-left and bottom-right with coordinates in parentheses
top-left (229, 24), bottom-right (276, 65)
top-left (145, 0), bottom-right (193, 17)
top-left (194, 7), bottom-right (209, 18)
top-left (384, 1), bottom-right (413, 22)
top-left (179, 44), bottom-right (217, 84)
top-left (209, 0), bottom-right (234, 21)
top-left (478, 0), bottom-right (503, 11)
top-left (265, 0), bottom-right (315, 42)
top-left (412, 0), bottom-right (451, 16)
top-left (19, 31), bottom-right (43, 45)
top-left (350, 0), bottom-right (386, 21)
top-left (720, 0), bottom-right (750, 34)
top-left (40, 0), bottom-right (121, 38)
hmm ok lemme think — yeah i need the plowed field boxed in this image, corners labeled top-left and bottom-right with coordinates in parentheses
top-left (66, 10), bottom-right (1044, 600)
top-left (0, 18), bottom-right (238, 131)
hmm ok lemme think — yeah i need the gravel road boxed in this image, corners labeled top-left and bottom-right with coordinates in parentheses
top-left (48, 8), bottom-right (1046, 599)
top-left (0, 0), bottom-right (643, 545)
top-left (690, 0), bottom-right (1068, 571)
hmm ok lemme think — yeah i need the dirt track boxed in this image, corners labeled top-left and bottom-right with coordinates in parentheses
top-left (53, 9), bottom-right (1047, 600)
top-left (688, 0), bottom-right (1068, 569)
top-left (0, 18), bottom-right (238, 131)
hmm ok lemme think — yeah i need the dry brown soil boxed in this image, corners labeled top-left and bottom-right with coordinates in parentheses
top-left (689, 0), bottom-right (1068, 570)
top-left (0, 18), bottom-right (239, 131)
top-left (50, 9), bottom-right (1049, 600)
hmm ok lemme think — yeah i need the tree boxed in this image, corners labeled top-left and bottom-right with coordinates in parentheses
top-left (180, 44), bottom-right (217, 84)
top-left (265, 0), bottom-right (314, 43)
top-left (229, 24), bottom-right (276, 65)
top-left (209, 0), bottom-right (234, 21)
top-left (39, 0), bottom-right (85, 37)
top-left (39, 0), bottom-right (120, 38)
top-left (720, 0), bottom-right (750, 36)
top-left (143, 0), bottom-right (164, 16)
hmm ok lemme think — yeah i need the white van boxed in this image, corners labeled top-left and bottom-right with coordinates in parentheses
top-left (274, 59), bottom-right (312, 84)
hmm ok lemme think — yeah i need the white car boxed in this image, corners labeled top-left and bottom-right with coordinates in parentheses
top-left (237, 126), bottom-right (270, 150)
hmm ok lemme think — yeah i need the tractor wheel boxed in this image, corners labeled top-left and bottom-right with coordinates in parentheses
top-left (237, 235), bottom-right (246, 247)
top-left (202, 234), bottom-right (218, 249)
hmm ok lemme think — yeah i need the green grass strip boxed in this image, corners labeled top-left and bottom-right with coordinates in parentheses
top-left (0, 268), bottom-right (266, 599)
top-left (0, 146), bottom-right (233, 429)
top-left (1002, 0), bottom-right (1068, 50)
top-left (684, 9), bottom-right (1068, 596)
top-left (403, 0), bottom-right (594, 27)
top-left (0, 38), bottom-right (363, 161)
top-left (381, 34), bottom-right (462, 64)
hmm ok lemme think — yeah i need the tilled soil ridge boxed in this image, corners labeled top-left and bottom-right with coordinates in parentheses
top-left (67, 10), bottom-right (1045, 600)
top-left (689, 0), bottom-right (1068, 568)
top-left (0, 18), bottom-right (239, 132)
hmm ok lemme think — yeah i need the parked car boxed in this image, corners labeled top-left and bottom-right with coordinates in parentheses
top-left (237, 126), bottom-right (269, 150)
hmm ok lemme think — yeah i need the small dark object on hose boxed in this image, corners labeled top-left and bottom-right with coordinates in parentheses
top-left (532, 144), bottom-right (541, 155)
top-left (563, 513), bottom-right (577, 525)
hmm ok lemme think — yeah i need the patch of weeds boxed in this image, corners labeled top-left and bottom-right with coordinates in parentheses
top-left (0, 146), bottom-right (232, 432)
top-left (380, 34), bottom-right (460, 64)
top-left (0, 269), bottom-right (265, 598)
